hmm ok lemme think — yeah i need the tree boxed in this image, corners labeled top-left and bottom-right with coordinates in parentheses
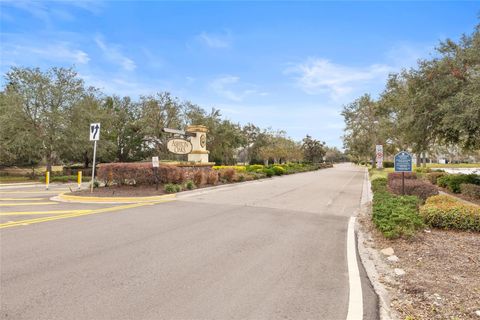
top-left (302, 135), bottom-right (326, 163)
top-left (2, 67), bottom-right (85, 171)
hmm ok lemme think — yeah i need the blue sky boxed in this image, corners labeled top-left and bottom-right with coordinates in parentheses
top-left (1, 1), bottom-right (478, 148)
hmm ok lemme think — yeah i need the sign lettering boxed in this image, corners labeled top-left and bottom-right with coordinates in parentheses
top-left (167, 139), bottom-right (193, 155)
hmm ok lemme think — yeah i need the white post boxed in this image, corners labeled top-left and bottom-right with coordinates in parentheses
top-left (90, 140), bottom-right (97, 193)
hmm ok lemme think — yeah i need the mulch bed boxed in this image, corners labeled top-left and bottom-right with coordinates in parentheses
top-left (437, 187), bottom-right (480, 206)
top-left (359, 214), bottom-right (480, 320)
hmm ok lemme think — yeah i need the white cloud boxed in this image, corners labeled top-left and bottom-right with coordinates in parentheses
top-left (209, 75), bottom-right (260, 102)
top-left (286, 58), bottom-right (392, 99)
top-left (0, 41), bottom-right (90, 66)
top-left (94, 35), bottom-right (136, 71)
top-left (197, 31), bottom-right (231, 48)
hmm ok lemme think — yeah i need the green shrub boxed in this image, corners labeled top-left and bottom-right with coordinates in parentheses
top-left (164, 183), bottom-right (178, 193)
top-left (372, 191), bottom-right (423, 239)
top-left (246, 164), bottom-right (264, 172)
top-left (437, 174), bottom-right (480, 193)
top-left (460, 183), bottom-right (480, 199)
top-left (175, 184), bottom-right (182, 192)
top-left (383, 161), bottom-right (394, 168)
top-left (272, 166), bottom-right (286, 176)
top-left (420, 198), bottom-right (480, 232)
top-left (185, 180), bottom-right (196, 190)
top-left (425, 194), bottom-right (458, 205)
top-left (427, 172), bottom-right (446, 185)
top-left (415, 167), bottom-right (431, 174)
top-left (371, 177), bottom-right (387, 193)
top-left (263, 168), bottom-right (274, 177)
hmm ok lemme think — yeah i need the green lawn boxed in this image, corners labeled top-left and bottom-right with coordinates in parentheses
top-left (422, 163), bottom-right (480, 168)
top-left (0, 176), bottom-right (35, 183)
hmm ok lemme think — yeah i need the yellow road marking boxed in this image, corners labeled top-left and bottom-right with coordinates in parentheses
top-left (1, 210), bottom-right (92, 216)
top-left (0, 198), bottom-right (46, 201)
top-left (0, 202), bottom-right (58, 206)
top-left (0, 200), bottom-right (174, 229)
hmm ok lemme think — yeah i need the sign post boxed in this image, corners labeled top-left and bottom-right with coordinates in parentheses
top-left (394, 151), bottom-right (412, 195)
top-left (375, 145), bottom-right (383, 169)
top-left (89, 123), bottom-right (100, 193)
top-left (152, 156), bottom-right (159, 190)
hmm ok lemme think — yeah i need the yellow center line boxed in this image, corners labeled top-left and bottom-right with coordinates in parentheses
top-left (1, 210), bottom-right (92, 216)
top-left (0, 198), bottom-right (46, 201)
top-left (0, 202), bottom-right (59, 206)
top-left (0, 200), bottom-right (174, 229)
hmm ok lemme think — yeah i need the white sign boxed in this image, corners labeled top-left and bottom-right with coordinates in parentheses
top-left (375, 145), bottom-right (383, 169)
top-left (90, 123), bottom-right (101, 141)
top-left (167, 139), bottom-right (193, 155)
top-left (152, 156), bottom-right (159, 168)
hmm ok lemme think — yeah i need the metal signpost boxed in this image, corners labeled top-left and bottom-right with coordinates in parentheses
top-left (89, 123), bottom-right (101, 193)
top-left (375, 145), bottom-right (383, 169)
top-left (394, 151), bottom-right (412, 195)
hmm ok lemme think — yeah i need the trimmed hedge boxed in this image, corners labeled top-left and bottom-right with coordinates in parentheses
top-left (388, 178), bottom-right (438, 201)
top-left (460, 183), bottom-right (480, 199)
top-left (97, 163), bottom-right (189, 186)
top-left (420, 195), bottom-right (480, 231)
top-left (387, 172), bottom-right (416, 184)
top-left (437, 174), bottom-right (480, 193)
top-left (427, 172), bottom-right (446, 185)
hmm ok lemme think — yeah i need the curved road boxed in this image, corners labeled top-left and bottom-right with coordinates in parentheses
top-left (1, 163), bottom-right (377, 320)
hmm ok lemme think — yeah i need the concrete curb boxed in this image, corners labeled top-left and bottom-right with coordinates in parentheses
top-left (356, 168), bottom-right (397, 320)
top-left (52, 193), bottom-right (176, 204)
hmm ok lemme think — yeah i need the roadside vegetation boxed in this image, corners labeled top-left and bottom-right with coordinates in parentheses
top-left (369, 168), bottom-right (480, 238)
top-left (0, 67), bottom-right (346, 174)
top-left (92, 162), bottom-right (333, 195)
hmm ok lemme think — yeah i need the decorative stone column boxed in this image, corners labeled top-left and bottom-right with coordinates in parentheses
top-left (186, 125), bottom-right (210, 163)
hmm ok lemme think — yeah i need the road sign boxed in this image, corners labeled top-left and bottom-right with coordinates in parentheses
top-left (152, 156), bottom-right (159, 168)
top-left (89, 123), bottom-right (100, 192)
top-left (90, 123), bottom-right (101, 141)
top-left (394, 151), bottom-right (412, 172)
top-left (375, 145), bottom-right (383, 169)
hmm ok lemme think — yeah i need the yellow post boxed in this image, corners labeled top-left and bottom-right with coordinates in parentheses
top-left (45, 171), bottom-right (50, 190)
top-left (77, 171), bottom-right (82, 189)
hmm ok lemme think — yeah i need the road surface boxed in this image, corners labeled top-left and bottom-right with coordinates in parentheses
top-left (0, 163), bottom-right (377, 319)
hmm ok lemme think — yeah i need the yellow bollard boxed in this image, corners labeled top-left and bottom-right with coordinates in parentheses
top-left (77, 171), bottom-right (82, 189)
top-left (46, 171), bottom-right (50, 190)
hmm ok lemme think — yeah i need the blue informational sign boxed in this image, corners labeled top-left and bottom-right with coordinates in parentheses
top-left (394, 151), bottom-right (412, 172)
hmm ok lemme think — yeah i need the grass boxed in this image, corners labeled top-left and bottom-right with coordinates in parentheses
top-left (424, 163), bottom-right (480, 168)
top-left (0, 176), bottom-right (35, 183)
top-left (0, 165), bottom-right (63, 175)
top-left (369, 168), bottom-right (394, 180)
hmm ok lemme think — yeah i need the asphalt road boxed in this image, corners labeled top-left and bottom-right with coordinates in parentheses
top-left (0, 163), bottom-right (377, 320)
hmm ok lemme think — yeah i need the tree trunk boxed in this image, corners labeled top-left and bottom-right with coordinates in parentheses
top-left (84, 151), bottom-right (90, 168)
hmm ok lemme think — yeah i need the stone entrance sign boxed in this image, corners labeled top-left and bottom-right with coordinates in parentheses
top-left (186, 125), bottom-right (210, 163)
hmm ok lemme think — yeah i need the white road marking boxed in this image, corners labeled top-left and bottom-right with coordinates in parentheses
top-left (346, 216), bottom-right (363, 320)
